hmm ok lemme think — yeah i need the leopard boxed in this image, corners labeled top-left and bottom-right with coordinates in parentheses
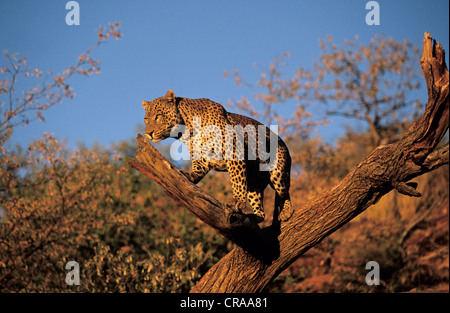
top-left (142, 90), bottom-right (293, 224)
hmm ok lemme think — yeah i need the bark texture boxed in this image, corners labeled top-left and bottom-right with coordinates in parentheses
top-left (129, 33), bottom-right (449, 293)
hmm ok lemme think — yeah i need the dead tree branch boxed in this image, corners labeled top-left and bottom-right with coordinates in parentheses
top-left (129, 32), bottom-right (448, 293)
top-left (128, 138), bottom-right (279, 261)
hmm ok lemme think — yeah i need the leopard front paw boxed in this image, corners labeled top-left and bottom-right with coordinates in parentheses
top-left (225, 199), bottom-right (246, 212)
top-left (278, 201), bottom-right (293, 222)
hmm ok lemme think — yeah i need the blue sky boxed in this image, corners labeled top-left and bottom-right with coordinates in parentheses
top-left (1, 0), bottom-right (449, 149)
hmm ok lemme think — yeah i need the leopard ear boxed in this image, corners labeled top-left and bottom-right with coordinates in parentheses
top-left (142, 100), bottom-right (150, 110)
top-left (165, 90), bottom-right (175, 103)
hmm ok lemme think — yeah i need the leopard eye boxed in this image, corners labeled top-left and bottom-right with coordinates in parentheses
top-left (144, 117), bottom-right (149, 124)
top-left (155, 114), bottom-right (162, 122)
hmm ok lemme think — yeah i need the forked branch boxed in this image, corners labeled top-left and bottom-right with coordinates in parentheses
top-left (129, 32), bottom-right (448, 293)
top-left (128, 136), bottom-right (280, 261)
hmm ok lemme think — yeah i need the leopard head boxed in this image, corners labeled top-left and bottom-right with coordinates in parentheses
top-left (142, 90), bottom-right (183, 142)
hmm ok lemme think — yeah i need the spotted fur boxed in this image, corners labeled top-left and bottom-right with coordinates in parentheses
top-left (142, 90), bottom-right (292, 223)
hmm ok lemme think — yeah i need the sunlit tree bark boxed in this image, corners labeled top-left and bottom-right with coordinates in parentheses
top-left (130, 32), bottom-right (448, 293)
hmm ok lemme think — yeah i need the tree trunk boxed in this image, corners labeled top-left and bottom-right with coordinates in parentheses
top-left (129, 32), bottom-right (448, 293)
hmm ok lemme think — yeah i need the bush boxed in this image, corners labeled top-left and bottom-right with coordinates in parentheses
top-left (0, 134), bottom-right (229, 292)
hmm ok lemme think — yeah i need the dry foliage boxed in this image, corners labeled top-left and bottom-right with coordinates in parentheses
top-left (1, 32), bottom-right (448, 292)
top-left (0, 22), bottom-right (122, 152)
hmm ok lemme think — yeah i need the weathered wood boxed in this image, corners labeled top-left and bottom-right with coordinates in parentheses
top-left (190, 32), bottom-right (448, 293)
top-left (128, 135), bottom-right (280, 262)
top-left (130, 32), bottom-right (448, 293)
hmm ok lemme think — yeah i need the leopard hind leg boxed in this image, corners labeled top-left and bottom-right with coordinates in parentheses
top-left (246, 167), bottom-right (269, 224)
top-left (247, 187), bottom-right (265, 223)
top-left (269, 169), bottom-right (293, 222)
